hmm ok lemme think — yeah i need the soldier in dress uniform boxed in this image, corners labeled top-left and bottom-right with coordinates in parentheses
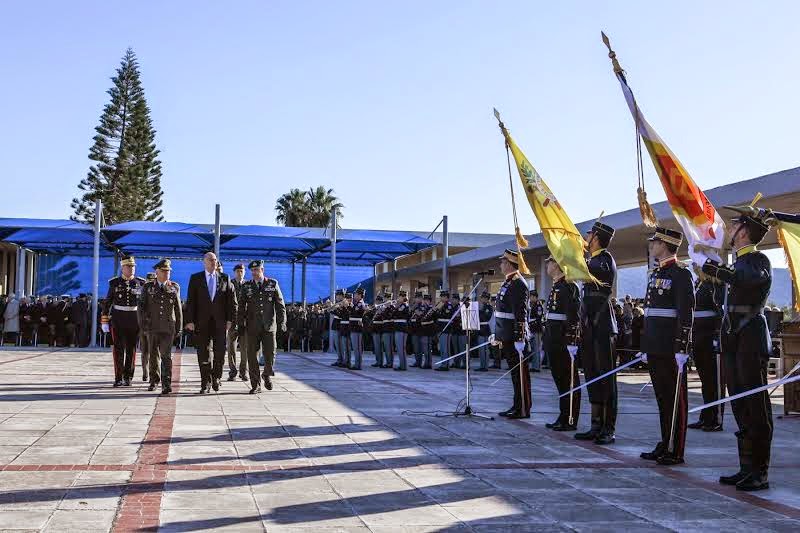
top-left (370, 294), bottom-right (385, 367)
top-left (574, 221), bottom-right (618, 445)
top-left (393, 290), bottom-right (410, 370)
top-left (102, 256), bottom-right (146, 387)
top-left (419, 294), bottom-right (434, 369)
top-left (639, 227), bottom-right (694, 466)
top-left (139, 272), bottom-right (157, 383)
top-left (227, 264), bottom-right (249, 381)
top-left (528, 290), bottom-right (544, 372)
top-left (380, 293), bottom-right (395, 368)
top-left (475, 291), bottom-right (494, 372)
top-left (332, 293), bottom-right (352, 367)
top-left (702, 206), bottom-right (773, 491)
top-left (434, 291), bottom-right (455, 371)
top-left (349, 288), bottom-right (367, 369)
top-left (239, 260), bottom-right (287, 393)
top-left (330, 289), bottom-right (344, 365)
top-left (450, 292), bottom-right (467, 369)
top-left (495, 249), bottom-right (531, 419)
top-left (689, 266), bottom-right (726, 432)
top-left (542, 256), bottom-right (581, 431)
top-left (137, 259), bottom-right (183, 394)
top-left (409, 291), bottom-right (424, 367)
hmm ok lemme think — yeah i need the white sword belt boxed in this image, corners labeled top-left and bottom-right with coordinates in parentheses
top-left (494, 311), bottom-right (516, 320)
top-left (545, 312), bottom-right (567, 321)
top-left (644, 308), bottom-right (677, 318)
top-left (421, 321), bottom-right (434, 325)
top-left (350, 318), bottom-right (363, 322)
top-left (694, 310), bottom-right (717, 318)
top-left (392, 319), bottom-right (408, 323)
top-left (437, 319), bottom-right (450, 323)
top-left (479, 321), bottom-right (491, 325)
top-left (113, 305), bottom-right (138, 312)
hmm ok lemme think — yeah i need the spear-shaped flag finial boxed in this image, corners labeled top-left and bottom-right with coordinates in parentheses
top-left (601, 31), bottom-right (624, 74)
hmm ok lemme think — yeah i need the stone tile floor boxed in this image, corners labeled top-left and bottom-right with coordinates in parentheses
top-left (0, 346), bottom-right (798, 532)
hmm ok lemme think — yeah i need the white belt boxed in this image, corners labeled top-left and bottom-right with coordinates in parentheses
top-left (372, 320), bottom-right (384, 324)
top-left (422, 321), bottom-right (434, 325)
top-left (479, 321), bottom-right (490, 325)
top-left (495, 311), bottom-right (515, 320)
top-left (350, 318), bottom-right (363, 322)
top-left (339, 320), bottom-right (349, 324)
top-left (392, 319), bottom-right (408, 323)
top-left (437, 319), bottom-right (450, 323)
top-left (546, 312), bottom-right (567, 321)
top-left (694, 310), bottom-right (717, 318)
top-left (113, 305), bottom-right (137, 312)
top-left (644, 308), bottom-right (677, 318)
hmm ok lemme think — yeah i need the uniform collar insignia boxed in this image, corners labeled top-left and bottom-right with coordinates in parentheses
top-left (658, 256), bottom-right (677, 268)
top-left (505, 270), bottom-right (520, 281)
top-left (590, 248), bottom-right (607, 258)
top-left (736, 244), bottom-right (757, 257)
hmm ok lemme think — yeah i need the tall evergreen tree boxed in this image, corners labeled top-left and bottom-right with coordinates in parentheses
top-left (71, 48), bottom-right (164, 224)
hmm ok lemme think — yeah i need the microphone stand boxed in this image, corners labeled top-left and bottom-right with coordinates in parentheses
top-left (405, 274), bottom-right (494, 420)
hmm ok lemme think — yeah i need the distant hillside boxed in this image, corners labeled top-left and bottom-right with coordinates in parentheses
top-left (617, 266), bottom-right (793, 308)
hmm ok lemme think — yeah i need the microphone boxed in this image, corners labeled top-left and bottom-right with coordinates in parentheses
top-left (473, 269), bottom-right (495, 276)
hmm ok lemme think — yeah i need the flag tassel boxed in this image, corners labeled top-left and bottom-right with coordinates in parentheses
top-left (637, 186), bottom-right (658, 228)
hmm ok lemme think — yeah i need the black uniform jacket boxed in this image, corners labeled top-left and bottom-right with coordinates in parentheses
top-left (543, 277), bottom-right (580, 351)
top-left (641, 258), bottom-right (694, 355)
top-left (581, 249), bottom-right (618, 335)
top-left (103, 276), bottom-right (146, 318)
top-left (494, 271), bottom-right (529, 343)
top-left (693, 279), bottom-right (723, 344)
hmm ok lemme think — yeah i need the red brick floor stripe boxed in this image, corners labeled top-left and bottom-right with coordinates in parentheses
top-left (112, 351), bottom-right (182, 533)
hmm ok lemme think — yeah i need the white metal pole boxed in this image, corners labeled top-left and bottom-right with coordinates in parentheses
top-left (16, 245), bottom-right (25, 297)
top-left (214, 204), bottom-right (221, 258)
top-left (329, 208), bottom-right (337, 353)
top-left (90, 199), bottom-right (102, 348)
top-left (442, 215), bottom-right (449, 291)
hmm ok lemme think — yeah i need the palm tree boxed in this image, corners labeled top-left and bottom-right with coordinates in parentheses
top-left (275, 188), bottom-right (309, 226)
top-left (306, 186), bottom-right (344, 228)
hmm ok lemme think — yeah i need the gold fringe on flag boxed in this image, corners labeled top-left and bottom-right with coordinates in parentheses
top-left (637, 186), bottom-right (659, 228)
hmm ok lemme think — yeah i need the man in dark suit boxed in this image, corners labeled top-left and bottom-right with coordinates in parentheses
top-left (185, 252), bottom-right (237, 394)
top-left (70, 294), bottom-right (90, 347)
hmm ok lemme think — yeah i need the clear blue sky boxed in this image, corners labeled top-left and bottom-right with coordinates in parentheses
top-left (2, 1), bottom-right (799, 240)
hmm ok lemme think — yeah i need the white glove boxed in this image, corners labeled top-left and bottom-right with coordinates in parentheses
top-left (675, 352), bottom-right (690, 369)
top-left (637, 351), bottom-right (647, 363)
top-left (280, 323), bottom-right (287, 332)
top-left (514, 341), bottom-right (525, 354)
top-left (567, 345), bottom-right (578, 359)
top-left (101, 324), bottom-right (110, 334)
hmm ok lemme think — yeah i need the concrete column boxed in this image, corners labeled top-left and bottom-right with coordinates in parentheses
top-left (15, 245), bottom-right (25, 297)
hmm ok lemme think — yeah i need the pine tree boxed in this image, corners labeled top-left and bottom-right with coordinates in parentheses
top-left (71, 48), bottom-right (164, 224)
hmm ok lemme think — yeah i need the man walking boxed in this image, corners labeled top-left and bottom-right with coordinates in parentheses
top-left (185, 252), bottom-right (237, 394)
top-left (240, 260), bottom-right (286, 393)
top-left (138, 259), bottom-right (183, 394)
top-left (103, 256), bottom-right (146, 387)
top-left (227, 263), bottom-right (249, 381)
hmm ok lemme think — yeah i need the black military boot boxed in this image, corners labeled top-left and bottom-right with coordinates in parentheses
top-left (575, 405), bottom-right (601, 441)
top-left (736, 470), bottom-right (769, 491)
top-left (640, 442), bottom-right (666, 461)
top-left (721, 431), bottom-right (752, 485)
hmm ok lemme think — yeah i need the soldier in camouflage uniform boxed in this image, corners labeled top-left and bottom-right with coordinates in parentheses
top-left (240, 260), bottom-right (287, 394)
top-left (139, 272), bottom-right (157, 383)
top-left (227, 264), bottom-right (249, 382)
top-left (137, 259), bottom-right (183, 394)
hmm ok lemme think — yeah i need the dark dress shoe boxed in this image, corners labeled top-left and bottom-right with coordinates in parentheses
top-left (574, 429), bottom-right (599, 441)
top-left (702, 424), bottom-right (723, 432)
top-left (736, 472), bottom-right (769, 491)
top-left (241, 375), bottom-right (249, 381)
top-left (264, 378), bottom-right (273, 391)
top-left (394, 367), bottom-right (406, 371)
top-left (552, 423), bottom-right (578, 432)
top-left (719, 470), bottom-right (750, 485)
top-left (113, 380), bottom-right (123, 387)
top-left (507, 412), bottom-right (530, 419)
top-left (330, 361), bottom-right (341, 367)
top-left (161, 388), bottom-right (171, 395)
top-left (498, 408), bottom-right (515, 417)
top-left (249, 386), bottom-right (261, 394)
top-left (211, 379), bottom-right (220, 392)
top-left (640, 443), bottom-right (666, 461)
top-left (656, 454), bottom-right (684, 466)
top-left (545, 419), bottom-right (561, 429)
top-left (594, 433), bottom-right (615, 445)
top-left (148, 383), bottom-right (156, 391)
top-left (688, 420), bottom-right (705, 430)
top-left (227, 374), bottom-right (236, 381)
top-left (371, 363), bottom-right (381, 367)
top-left (199, 386), bottom-right (207, 394)
top-left (142, 374), bottom-right (149, 382)
top-left (434, 366), bottom-right (449, 371)
top-left (123, 378), bottom-right (131, 386)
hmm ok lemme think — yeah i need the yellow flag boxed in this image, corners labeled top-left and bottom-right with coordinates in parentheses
top-left (774, 212), bottom-right (800, 310)
top-left (496, 115), bottom-right (597, 283)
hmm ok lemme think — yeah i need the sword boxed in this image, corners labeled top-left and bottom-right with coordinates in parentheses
top-left (770, 361), bottom-right (800, 397)
top-left (668, 354), bottom-right (689, 454)
top-left (640, 380), bottom-right (652, 392)
top-left (490, 350), bottom-right (532, 386)
top-left (567, 344), bottom-right (579, 426)
top-left (689, 373), bottom-right (800, 413)
top-left (715, 351), bottom-right (724, 424)
top-left (559, 354), bottom-right (644, 398)
top-left (435, 335), bottom-right (495, 366)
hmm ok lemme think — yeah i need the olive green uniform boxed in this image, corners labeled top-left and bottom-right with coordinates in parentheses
top-left (240, 277), bottom-right (287, 388)
top-left (137, 280), bottom-right (183, 391)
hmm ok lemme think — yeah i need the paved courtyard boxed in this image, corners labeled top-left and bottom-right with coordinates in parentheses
top-left (0, 347), bottom-right (798, 532)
